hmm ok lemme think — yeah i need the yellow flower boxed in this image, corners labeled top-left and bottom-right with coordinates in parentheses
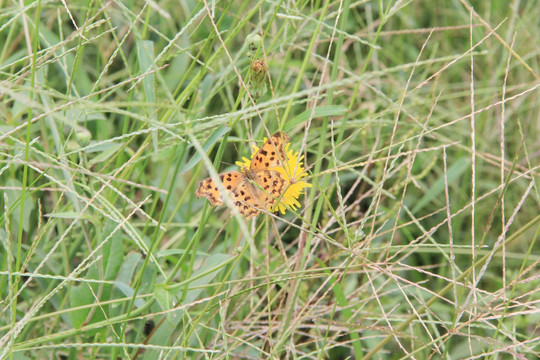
top-left (236, 142), bottom-right (312, 215)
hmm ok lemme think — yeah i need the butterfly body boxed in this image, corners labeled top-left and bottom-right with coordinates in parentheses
top-left (196, 131), bottom-right (289, 219)
top-left (242, 166), bottom-right (256, 181)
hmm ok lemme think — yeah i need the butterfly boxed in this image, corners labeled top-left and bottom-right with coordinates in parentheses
top-left (196, 131), bottom-right (289, 219)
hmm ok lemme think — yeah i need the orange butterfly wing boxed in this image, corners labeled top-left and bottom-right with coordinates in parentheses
top-left (196, 171), bottom-right (263, 218)
top-left (195, 171), bottom-right (244, 206)
top-left (250, 131), bottom-right (289, 172)
top-left (253, 170), bottom-right (287, 210)
top-left (230, 181), bottom-right (262, 219)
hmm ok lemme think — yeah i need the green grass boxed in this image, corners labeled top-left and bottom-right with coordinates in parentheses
top-left (1, 0), bottom-right (539, 359)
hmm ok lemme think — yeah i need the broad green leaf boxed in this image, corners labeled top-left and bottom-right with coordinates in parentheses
top-left (180, 253), bottom-right (234, 303)
top-left (69, 266), bottom-right (104, 330)
top-left (153, 283), bottom-right (171, 313)
top-left (104, 234), bottom-right (123, 281)
top-left (116, 252), bottom-right (141, 285)
top-left (114, 281), bottom-right (145, 309)
top-left (114, 252), bottom-right (145, 308)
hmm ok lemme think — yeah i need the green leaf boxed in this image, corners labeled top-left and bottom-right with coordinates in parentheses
top-left (88, 142), bottom-right (123, 166)
top-left (115, 252), bottom-right (141, 284)
top-left (412, 156), bottom-right (470, 213)
top-left (137, 40), bottom-right (156, 106)
top-left (114, 281), bottom-right (145, 309)
top-left (157, 249), bottom-right (211, 257)
top-left (69, 283), bottom-right (93, 329)
top-left (69, 265), bottom-right (105, 330)
top-left (78, 142), bottom-right (122, 154)
top-left (12, 352), bottom-right (30, 360)
top-left (137, 39), bottom-right (158, 155)
top-left (284, 105), bottom-right (347, 133)
top-left (113, 252), bottom-right (145, 308)
top-left (103, 234), bottom-right (123, 281)
top-left (4, 179), bottom-right (35, 233)
top-left (180, 253), bottom-right (233, 303)
top-left (153, 284), bottom-right (183, 325)
top-left (44, 211), bottom-right (85, 219)
top-left (200, 74), bottom-right (214, 102)
top-left (153, 283), bottom-right (171, 312)
top-left (181, 125), bottom-right (231, 174)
